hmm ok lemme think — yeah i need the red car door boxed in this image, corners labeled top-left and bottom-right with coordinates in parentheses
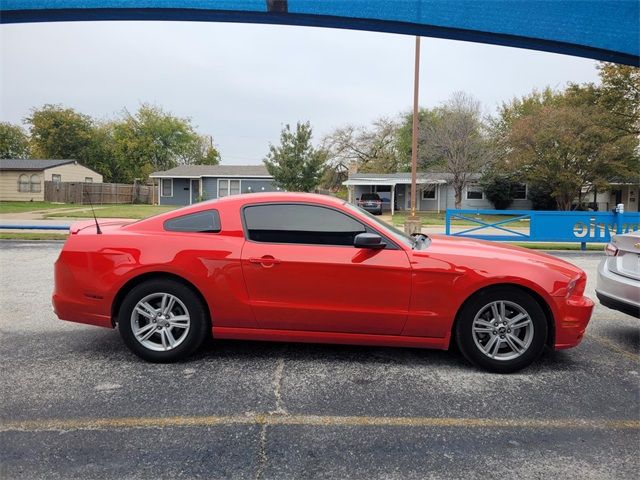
top-left (240, 203), bottom-right (412, 335)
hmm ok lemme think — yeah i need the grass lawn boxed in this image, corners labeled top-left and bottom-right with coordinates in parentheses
top-left (45, 204), bottom-right (179, 219)
top-left (0, 201), bottom-right (68, 214)
top-left (0, 232), bottom-right (69, 241)
top-left (390, 211), bottom-right (531, 227)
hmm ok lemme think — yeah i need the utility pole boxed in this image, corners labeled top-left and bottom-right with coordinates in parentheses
top-left (405, 36), bottom-right (422, 235)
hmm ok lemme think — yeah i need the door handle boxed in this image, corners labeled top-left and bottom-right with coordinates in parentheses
top-left (248, 256), bottom-right (281, 267)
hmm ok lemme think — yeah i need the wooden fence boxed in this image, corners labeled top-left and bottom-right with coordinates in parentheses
top-left (44, 181), bottom-right (153, 204)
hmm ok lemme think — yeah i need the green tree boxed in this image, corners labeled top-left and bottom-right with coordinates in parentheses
top-left (491, 65), bottom-right (639, 210)
top-left (0, 122), bottom-right (30, 159)
top-left (188, 136), bottom-right (221, 166)
top-left (504, 104), bottom-right (635, 210)
top-left (395, 107), bottom-right (440, 170)
top-left (111, 104), bottom-right (207, 181)
top-left (25, 104), bottom-right (94, 160)
top-left (264, 122), bottom-right (327, 192)
top-left (480, 173), bottom-right (516, 210)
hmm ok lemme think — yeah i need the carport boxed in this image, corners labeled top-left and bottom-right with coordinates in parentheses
top-left (344, 175), bottom-right (447, 214)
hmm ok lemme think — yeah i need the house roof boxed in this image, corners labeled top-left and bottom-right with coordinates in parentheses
top-left (0, 159), bottom-right (77, 171)
top-left (150, 164), bottom-right (271, 178)
top-left (343, 172), bottom-right (481, 186)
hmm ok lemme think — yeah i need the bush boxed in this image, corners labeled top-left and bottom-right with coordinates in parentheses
top-left (480, 174), bottom-right (515, 210)
top-left (528, 183), bottom-right (557, 210)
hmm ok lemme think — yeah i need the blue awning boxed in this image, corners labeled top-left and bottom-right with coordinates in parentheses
top-left (1, 1), bottom-right (638, 66)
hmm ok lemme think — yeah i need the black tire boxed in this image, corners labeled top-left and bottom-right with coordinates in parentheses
top-left (118, 279), bottom-right (209, 362)
top-left (455, 287), bottom-right (548, 373)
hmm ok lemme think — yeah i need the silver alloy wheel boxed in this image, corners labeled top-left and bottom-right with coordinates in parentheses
top-left (472, 300), bottom-right (534, 361)
top-left (130, 292), bottom-right (191, 352)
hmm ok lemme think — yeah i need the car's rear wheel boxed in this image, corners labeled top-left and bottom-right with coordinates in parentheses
top-left (455, 287), bottom-right (547, 373)
top-left (118, 279), bottom-right (208, 362)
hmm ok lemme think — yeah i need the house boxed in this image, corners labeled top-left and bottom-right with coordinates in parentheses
top-left (344, 172), bottom-right (532, 214)
top-left (0, 159), bottom-right (103, 202)
top-left (149, 165), bottom-right (279, 206)
top-left (344, 172), bottom-right (640, 213)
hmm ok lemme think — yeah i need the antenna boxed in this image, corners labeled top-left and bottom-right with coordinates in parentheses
top-left (83, 183), bottom-right (102, 234)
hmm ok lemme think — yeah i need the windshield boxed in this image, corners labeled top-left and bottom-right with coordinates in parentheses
top-left (343, 201), bottom-right (425, 249)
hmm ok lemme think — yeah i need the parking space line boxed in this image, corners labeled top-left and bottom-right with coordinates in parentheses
top-left (2, 414), bottom-right (638, 433)
top-left (587, 334), bottom-right (640, 362)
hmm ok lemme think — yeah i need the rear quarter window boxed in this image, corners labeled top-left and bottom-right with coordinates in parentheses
top-left (164, 210), bottom-right (221, 233)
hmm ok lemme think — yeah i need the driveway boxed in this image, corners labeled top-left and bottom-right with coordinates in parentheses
top-left (0, 242), bottom-right (638, 479)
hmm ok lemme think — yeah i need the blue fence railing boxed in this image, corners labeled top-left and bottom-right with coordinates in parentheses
top-left (445, 209), bottom-right (640, 246)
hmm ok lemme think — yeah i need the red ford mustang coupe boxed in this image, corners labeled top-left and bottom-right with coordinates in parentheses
top-left (53, 192), bottom-right (593, 372)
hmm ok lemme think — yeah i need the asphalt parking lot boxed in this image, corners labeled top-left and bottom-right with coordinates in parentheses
top-left (1, 241), bottom-right (638, 479)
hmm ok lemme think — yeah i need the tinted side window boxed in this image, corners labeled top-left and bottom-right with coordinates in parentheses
top-left (244, 204), bottom-right (365, 246)
top-left (164, 210), bottom-right (221, 233)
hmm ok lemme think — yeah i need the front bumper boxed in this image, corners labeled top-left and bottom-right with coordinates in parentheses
top-left (552, 295), bottom-right (594, 350)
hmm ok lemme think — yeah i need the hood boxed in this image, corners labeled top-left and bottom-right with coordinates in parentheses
top-left (420, 234), bottom-right (583, 278)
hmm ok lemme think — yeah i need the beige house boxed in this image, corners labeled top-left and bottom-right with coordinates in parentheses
top-left (0, 159), bottom-right (103, 202)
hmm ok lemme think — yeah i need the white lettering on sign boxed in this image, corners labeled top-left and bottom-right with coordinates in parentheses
top-left (572, 221), bottom-right (618, 239)
top-left (573, 218), bottom-right (640, 239)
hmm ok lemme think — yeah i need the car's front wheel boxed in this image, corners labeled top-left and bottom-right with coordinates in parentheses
top-left (455, 287), bottom-right (547, 373)
top-left (118, 279), bottom-right (209, 362)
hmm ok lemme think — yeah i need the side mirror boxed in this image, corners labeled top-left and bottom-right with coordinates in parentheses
top-left (354, 232), bottom-right (386, 249)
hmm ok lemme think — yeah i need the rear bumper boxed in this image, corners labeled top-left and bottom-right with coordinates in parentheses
top-left (52, 293), bottom-right (113, 328)
top-left (360, 205), bottom-right (382, 214)
top-left (52, 256), bottom-right (113, 329)
top-left (596, 258), bottom-right (640, 317)
top-left (596, 291), bottom-right (640, 318)
top-left (552, 295), bottom-right (594, 350)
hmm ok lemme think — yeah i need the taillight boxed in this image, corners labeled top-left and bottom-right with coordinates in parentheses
top-left (604, 243), bottom-right (618, 256)
top-left (566, 273), bottom-right (587, 298)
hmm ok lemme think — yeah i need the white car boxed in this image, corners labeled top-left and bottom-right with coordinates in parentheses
top-left (596, 231), bottom-right (640, 318)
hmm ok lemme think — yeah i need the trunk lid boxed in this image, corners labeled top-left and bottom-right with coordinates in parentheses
top-left (608, 231), bottom-right (640, 281)
top-left (69, 219), bottom-right (133, 235)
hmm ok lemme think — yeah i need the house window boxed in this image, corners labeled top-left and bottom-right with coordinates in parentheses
top-left (218, 179), bottom-right (241, 198)
top-left (422, 185), bottom-right (436, 200)
top-left (30, 174), bottom-right (41, 193)
top-left (18, 174), bottom-right (30, 192)
top-left (466, 183), bottom-right (484, 200)
top-left (85, 177), bottom-right (93, 183)
top-left (161, 178), bottom-right (173, 197)
top-left (513, 183), bottom-right (527, 200)
top-left (52, 174), bottom-right (61, 183)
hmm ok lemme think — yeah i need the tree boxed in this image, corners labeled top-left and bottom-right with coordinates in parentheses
top-left (188, 136), bottom-right (221, 166)
top-left (504, 104), bottom-right (635, 210)
top-left (111, 104), bottom-right (208, 182)
top-left (414, 93), bottom-right (492, 208)
top-left (0, 122), bottom-right (30, 159)
top-left (480, 173), bottom-right (517, 210)
top-left (323, 117), bottom-right (403, 175)
top-left (25, 104), bottom-right (94, 160)
top-left (264, 122), bottom-right (327, 192)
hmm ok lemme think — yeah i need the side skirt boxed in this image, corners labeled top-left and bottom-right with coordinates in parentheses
top-left (212, 327), bottom-right (449, 350)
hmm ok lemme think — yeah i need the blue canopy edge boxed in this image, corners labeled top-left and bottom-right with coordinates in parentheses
top-left (1, 1), bottom-right (638, 66)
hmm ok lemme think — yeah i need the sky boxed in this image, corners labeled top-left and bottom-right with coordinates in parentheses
top-left (1, 21), bottom-right (600, 165)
